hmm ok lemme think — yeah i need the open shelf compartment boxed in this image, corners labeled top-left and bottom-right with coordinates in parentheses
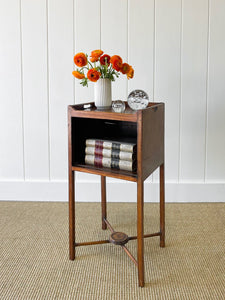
top-left (71, 117), bottom-right (137, 179)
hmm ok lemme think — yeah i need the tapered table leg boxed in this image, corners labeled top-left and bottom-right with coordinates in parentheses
top-left (69, 170), bottom-right (75, 260)
top-left (160, 163), bottom-right (165, 247)
top-left (137, 179), bottom-right (144, 287)
top-left (101, 176), bottom-right (107, 230)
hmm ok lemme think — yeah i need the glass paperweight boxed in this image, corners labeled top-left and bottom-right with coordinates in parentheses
top-left (127, 90), bottom-right (149, 110)
top-left (112, 100), bottom-right (126, 113)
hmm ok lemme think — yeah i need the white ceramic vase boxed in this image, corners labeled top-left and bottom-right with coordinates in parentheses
top-left (94, 78), bottom-right (112, 109)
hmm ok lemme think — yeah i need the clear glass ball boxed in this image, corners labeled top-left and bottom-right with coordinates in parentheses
top-left (127, 90), bottom-right (149, 110)
top-left (112, 100), bottom-right (126, 113)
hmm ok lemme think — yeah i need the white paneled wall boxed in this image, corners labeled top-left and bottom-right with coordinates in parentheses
top-left (206, 0), bottom-right (225, 181)
top-left (48, 0), bottom-right (73, 180)
top-left (0, 0), bottom-right (24, 180)
top-left (180, 0), bottom-right (208, 181)
top-left (154, 0), bottom-right (182, 182)
top-left (0, 0), bottom-right (225, 202)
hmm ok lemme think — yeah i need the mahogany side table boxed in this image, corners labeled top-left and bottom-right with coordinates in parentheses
top-left (68, 101), bottom-right (165, 287)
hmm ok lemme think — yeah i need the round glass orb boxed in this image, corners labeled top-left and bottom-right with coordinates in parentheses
top-left (112, 100), bottom-right (126, 113)
top-left (127, 90), bottom-right (149, 110)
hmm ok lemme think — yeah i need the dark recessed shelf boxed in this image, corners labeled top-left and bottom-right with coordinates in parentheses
top-left (72, 164), bottom-right (137, 182)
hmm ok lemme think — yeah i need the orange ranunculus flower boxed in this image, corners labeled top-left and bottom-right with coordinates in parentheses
top-left (121, 63), bottom-right (131, 74)
top-left (100, 54), bottom-right (111, 65)
top-left (90, 56), bottom-right (99, 63)
top-left (74, 53), bottom-right (87, 67)
top-left (87, 69), bottom-right (101, 82)
top-left (127, 66), bottom-right (134, 79)
top-left (91, 49), bottom-right (103, 57)
top-left (72, 71), bottom-right (85, 79)
top-left (110, 55), bottom-right (123, 71)
top-left (110, 55), bottom-right (122, 64)
top-left (90, 49), bottom-right (104, 62)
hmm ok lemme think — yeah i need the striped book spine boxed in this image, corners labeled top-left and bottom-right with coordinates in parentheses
top-left (85, 155), bottom-right (137, 172)
top-left (86, 139), bottom-right (136, 153)
top-left (85, 146), bottom-right (136, 161)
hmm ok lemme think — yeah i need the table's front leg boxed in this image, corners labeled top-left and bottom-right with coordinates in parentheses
top-left (69, 170), bottom-right (75, 260)
top-left (160, 163), bottom-right (165, 247)
top-left (101, 176), bottom-right (107, 230)
top-left (137, 179), bottom-right (144, 287)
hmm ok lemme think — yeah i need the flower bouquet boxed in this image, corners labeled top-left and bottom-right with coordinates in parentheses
top-left (72, 50), bottom-right (134, 109)
top-left (72, 50), bottom-right (134, 87)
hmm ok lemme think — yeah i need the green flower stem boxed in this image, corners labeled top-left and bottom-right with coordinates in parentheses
top-left (79, 66), bottom-right (89, 72)
top-left (88, 61), bottom-right (94, 69)
top-left (109, 65), bottom-right (113, 75)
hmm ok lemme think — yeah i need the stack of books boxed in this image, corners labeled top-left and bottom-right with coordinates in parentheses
top-left (85, 138), bottom-right (137, 172)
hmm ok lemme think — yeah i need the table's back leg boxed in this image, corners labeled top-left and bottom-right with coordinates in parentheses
top-left (69, 170), bottom-right (75, 260)
top-left (68, 112), bottom-right (75, 260)
top-left (160, 163), bottom-right (165, 247)
top-left (137, 179), bottom-right (145, 287)
top-left (101, 176), bottom-right (107, 230)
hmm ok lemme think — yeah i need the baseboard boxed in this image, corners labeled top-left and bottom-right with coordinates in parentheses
top-left (0, 180), bottom-right (224, 202)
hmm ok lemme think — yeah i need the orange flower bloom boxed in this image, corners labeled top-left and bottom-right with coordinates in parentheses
top-left (121, 63), bottom-right (131, 74)
top-left (90, 50), bottom-right (104, 62)
top-left (87, 69), bottom-right (101, 82)
top-left (72, 71), bottom-right (85, 79)
top-left (100, 54), bottom-right (111, 65)
top-left (110, 55), bottom-right (123, 71)
top-left (74, 53), bottom-right (87, 67)
top-left (110, 55), bottom-right (122, 64)
top-left (90, 56), bottom-right (98, 63)
top-left (91, 49), bottom-right (103, 57)
top-left (127, 66), bottom-right (134, 79)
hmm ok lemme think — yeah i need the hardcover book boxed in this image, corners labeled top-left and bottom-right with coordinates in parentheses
top-left (85, 146), bottom-right (136, 161)
top-left (85, 154), bottom-right (137, 172)
top-left (85, 138), bottom-right (137, 153)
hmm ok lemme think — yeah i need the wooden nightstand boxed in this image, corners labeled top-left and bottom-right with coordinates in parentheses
top-left (68, 101), bottom-right (165, 287)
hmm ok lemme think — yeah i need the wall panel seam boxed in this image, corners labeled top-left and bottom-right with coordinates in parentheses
top-left (100, 0), bottom-right (101, 49)
top-left (73, 0), bottom-right (75, 104)
top-left (204, 0), bottom-right (211, 182)
top-left (178, 0), bottom-right (183, 182)
top-left (126, 0), bottom-right (129, 98)
top-left (73, 0), bottom-right (76, 104)
top-left (151, 0), bottom-right (156, 183)
top-left (19, 0), bottom-right (26, 181)
top-left (46, 0), bottom-right (51, 180)
top-left (153, 0), bottom-right (156, 103)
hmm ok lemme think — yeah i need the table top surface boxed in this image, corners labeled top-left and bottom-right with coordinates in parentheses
top-left (68, 101), bottom-right (163, 122)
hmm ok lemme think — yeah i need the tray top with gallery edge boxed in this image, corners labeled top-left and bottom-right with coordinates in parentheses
top-left (68, 101), bottom-right (163, 122)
